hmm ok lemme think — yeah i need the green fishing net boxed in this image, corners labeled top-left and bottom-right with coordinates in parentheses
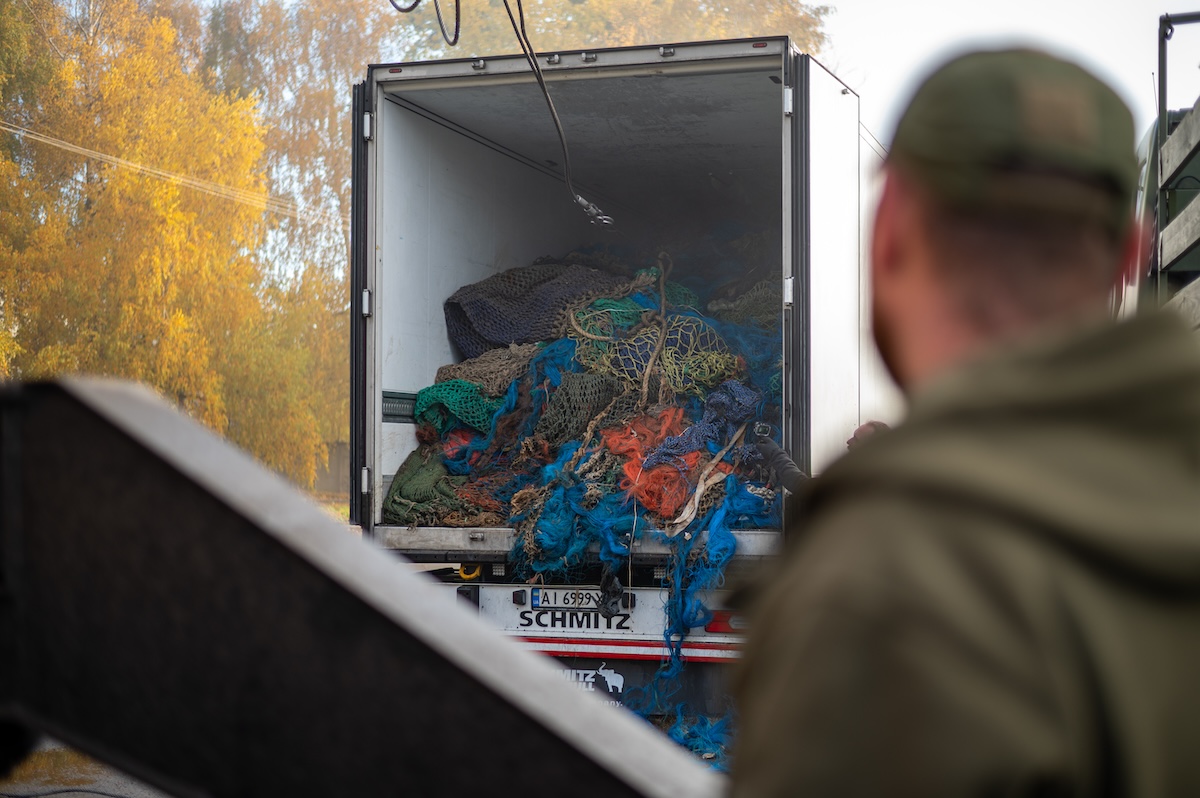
top-left (533, 373), bottom-right (622, 447)
top-left (381, 448), bottom-right (466, 526)
top-left (415, 379), bottom-right (503, 433)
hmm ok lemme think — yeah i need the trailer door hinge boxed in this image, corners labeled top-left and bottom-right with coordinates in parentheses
top-left (363, 112), bottom-right (373, 141)
top-left (361, 289), bottom-right (372, 318)
top-left (360, 467), bottom-right (371, 495)
top-left (783, 87), bottom-right (795, 118)
top-left (782, 276), bottom-right (795, 308)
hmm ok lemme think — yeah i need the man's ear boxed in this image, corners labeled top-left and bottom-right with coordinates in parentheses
top-left (871, 169), bottom-right (921, 290)
top-left (871, 171), bottom-right (901, 286)
top-left (1116, 218), bottom-right (1150, 290)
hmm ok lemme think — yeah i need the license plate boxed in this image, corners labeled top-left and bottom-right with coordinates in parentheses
top-left (530, 587), bottom-right (605, 609)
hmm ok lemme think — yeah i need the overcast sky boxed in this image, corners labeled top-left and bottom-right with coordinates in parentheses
top-left (821, 0), bottom-right (1200, 151)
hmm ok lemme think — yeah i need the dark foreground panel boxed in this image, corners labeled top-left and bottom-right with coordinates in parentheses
top-left (0, 379), bottom-right (720, 798)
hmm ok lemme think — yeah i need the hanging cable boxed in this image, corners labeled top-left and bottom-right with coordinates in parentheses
top-left (500, 0), bottom-right (613, 226)
top-left (387, 0), bottom-right (610, 225)
top-left (389, 0), bottom-right (460, 47)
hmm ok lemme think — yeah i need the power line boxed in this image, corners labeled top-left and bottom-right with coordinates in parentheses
top-left (859, 121), bottom-right (888, 158)
top-left (859, 133), bottom-right (886, 163)
top-left (0, 120), bottom-right (349, 232)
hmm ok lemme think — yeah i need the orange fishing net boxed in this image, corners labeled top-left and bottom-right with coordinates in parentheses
top-left (456, 482), bottom-right (506, 514)
top-left (600, 407), bottom-right (698, 518)
top-left (442, 428), bottom-right (478, 461)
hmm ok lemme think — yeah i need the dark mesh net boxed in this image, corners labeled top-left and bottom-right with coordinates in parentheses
top-left (664, 280), bottom-right (700, 309)
top-left (591, 386), bottom-right (656, 432)
top-left (707, 280), bottom-right (781, 327)
top-left (444, 261), bottom-right (626, 358)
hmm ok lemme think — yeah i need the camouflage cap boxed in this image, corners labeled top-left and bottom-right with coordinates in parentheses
top-left (888, 48), bottom-right (1137, 236)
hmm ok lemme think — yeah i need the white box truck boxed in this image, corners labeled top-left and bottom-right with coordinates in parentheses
top-left (349, 36), bottom-right (890, 739)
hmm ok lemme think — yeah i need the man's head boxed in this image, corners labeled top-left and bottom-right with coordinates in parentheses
top-left (846, 421), bottom-right (889, 451)
top-left (871, 48), bottom-right (1145, 391)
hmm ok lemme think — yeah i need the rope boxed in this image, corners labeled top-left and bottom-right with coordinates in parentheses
top-left (665, 421), bottom-right (748, 536)
top-left (638, 253), bottom-right (672, 410)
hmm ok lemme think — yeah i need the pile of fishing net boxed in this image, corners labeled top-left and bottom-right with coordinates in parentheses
top-left (382, 239), bottom-right (786, 769)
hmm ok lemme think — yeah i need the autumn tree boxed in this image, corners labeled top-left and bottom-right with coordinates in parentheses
top-left (0, 0), bottom-right (335, 485)
top-left (189, 0), bottom-right (426, 488)
top-left (6, 0), bottom-right (262, 424)
top-left (0, 0), bottom-right (59, 376)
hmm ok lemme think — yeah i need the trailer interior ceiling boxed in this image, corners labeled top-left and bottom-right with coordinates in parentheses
top-left (380, 58), bottom-right (784, 238)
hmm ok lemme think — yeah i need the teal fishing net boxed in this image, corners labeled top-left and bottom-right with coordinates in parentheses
top-left (414, 379), bottom-right (504, 434)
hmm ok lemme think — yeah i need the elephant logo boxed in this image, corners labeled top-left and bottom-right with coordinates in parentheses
top-left (594, 662), bottom-right (625, 695)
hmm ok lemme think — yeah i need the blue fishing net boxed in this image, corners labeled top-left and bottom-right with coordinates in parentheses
top-left (668, 708), bottom-right (734, 772)
top-left (623, 475), bottom-right (775, 764)
top-left (384, 241), bottom-right (789, 768)
top-left (443, 339), bottom-right (580, 476)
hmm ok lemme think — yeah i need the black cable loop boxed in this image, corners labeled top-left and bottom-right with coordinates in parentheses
top-left (434, 0), bottom-right (460, 47)
top-left (501, 0), bottom-right (571, 188)
top-left (389, 0), bottom-right (460, 47)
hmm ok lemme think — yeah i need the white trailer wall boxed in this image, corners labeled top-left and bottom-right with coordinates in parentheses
top-left (806, 61), bottom-right (865, 473)
top-left (372, 97), bottom-right (596, 485)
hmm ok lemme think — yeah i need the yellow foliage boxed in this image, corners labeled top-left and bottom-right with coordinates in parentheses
top-left (0, 0), bottom-right (330, 487)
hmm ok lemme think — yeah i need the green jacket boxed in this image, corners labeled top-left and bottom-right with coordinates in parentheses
top-left (732, 313), bottom-right (1200, 798)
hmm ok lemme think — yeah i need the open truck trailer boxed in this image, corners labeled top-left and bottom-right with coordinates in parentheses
top-left (349, 37), bottom-right (887, 732)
